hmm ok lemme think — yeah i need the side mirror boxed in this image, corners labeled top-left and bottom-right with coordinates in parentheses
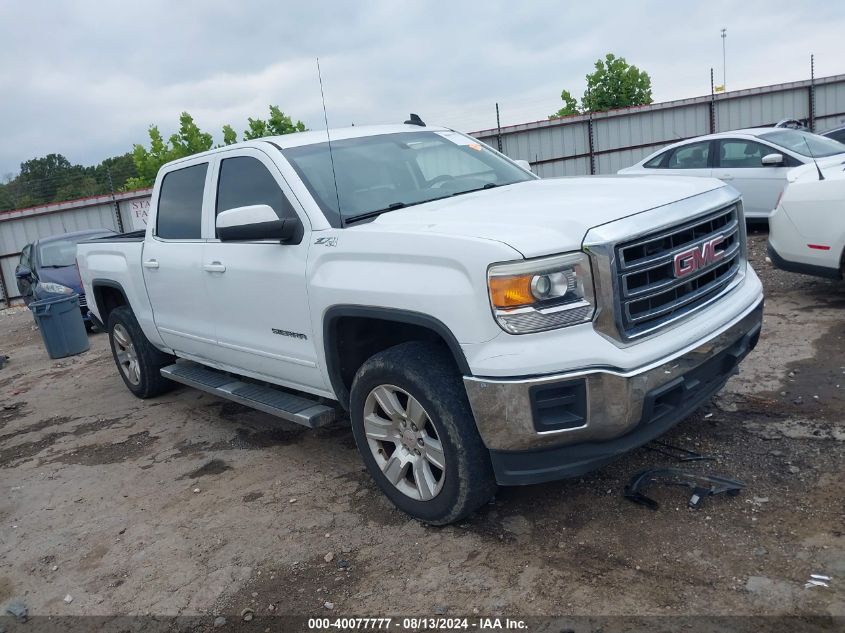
top-left (15, 266), bottom-right (32, 280)
top-left (514, 159), bottom-right (532, 172)
top-left (216, 204), bottom-right (301, 243)
top-left (762, 153), bottom-right (784, 166)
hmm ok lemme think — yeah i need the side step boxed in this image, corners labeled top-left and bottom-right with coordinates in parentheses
top-left (161, 362), bottom-right (336, 428)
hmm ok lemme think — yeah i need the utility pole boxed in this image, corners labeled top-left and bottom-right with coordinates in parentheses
top-left (107, 167), bottom-right (124, 233)
top-left (495, 103), bottom-right (503, 153)
top-left (721, 28), bottom-right (727, 91)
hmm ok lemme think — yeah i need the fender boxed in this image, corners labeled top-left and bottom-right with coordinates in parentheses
top-left (322, 305), bottom-right (472, 408)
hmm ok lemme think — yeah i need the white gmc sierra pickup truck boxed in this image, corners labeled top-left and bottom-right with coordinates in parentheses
top-left (77, 121), bottom-right (764, 524)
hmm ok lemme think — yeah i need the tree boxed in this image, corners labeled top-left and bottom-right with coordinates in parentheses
top-left (222, 124), bottom-right (238, 146)
top-left (242, 105), bottom-right (306, 140)
top-left (124, 112), bottom-right (214, 189)
top-left (550, 90), bottom-right (580, 118)
top-left (550, 53), bottom-right (653, 118)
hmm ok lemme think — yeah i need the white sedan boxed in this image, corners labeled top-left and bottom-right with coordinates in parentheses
top-left (767, 162), bottom-right (845, 280)
top-left (619, 128), bottom-right (845, 220)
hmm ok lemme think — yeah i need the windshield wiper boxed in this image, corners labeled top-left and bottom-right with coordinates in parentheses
top-left (343, 196), bottom-right (450, 225)
top-left (450, 182), bottom-right (498, 198)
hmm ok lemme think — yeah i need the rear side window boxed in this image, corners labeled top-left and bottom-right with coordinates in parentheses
top-left (216, 156), bottom-right (296, 222)
top-left (643, 151), bottom-right (667, 168)
top-left (156, 163), bottom-right (208, 239)
top-left (667, 141), bottom-right (710, 169)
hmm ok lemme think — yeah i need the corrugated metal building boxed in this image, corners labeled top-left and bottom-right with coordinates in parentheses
top-left (471, 73), bottom-right (845, 178)
top-left (0, 189), bottom-right (151, 305)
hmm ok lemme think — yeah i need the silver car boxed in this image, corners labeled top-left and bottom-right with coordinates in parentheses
top-left (618, 128), bottom-right (845, 220)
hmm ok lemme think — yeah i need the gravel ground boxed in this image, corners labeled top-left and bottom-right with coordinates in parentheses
top-left (0, 228), bottom-right (843, 624)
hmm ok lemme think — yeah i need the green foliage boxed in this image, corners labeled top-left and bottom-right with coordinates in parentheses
top-left (550, 90), bottom-right (580, 119)
top-left (550, 53), bottom-right (653, 118)
top-left (0, 105), bottom-right (306, 210)
top-left (222, 124), bottom-right (238, 146)
top-left (0, 152), bottom-right (139, 211)
top-left (125, 112), bottom-right (214, 189)
top-left (242, 105), bottom-right (306, 140)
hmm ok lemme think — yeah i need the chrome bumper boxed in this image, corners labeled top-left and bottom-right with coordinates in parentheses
top-left (463, 296), bottom-right (763, 452)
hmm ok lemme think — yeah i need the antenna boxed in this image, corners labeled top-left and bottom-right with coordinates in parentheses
top-left (317, 58), bottom-right (342, 219)
top-left (802, 135), bottom-right (825, 181)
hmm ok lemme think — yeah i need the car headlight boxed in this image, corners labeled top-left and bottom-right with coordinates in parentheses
top-left (488, 252), bottom-right (595, 334)
top-left (37, 282), bottom-right (74, 295)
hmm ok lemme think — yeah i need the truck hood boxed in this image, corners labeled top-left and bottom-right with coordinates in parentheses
top-left (365, 176), bottom-right (726, 258)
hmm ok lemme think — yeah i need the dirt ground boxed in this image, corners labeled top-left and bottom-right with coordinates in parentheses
top-left (0, 229), bottom-right (843, 624)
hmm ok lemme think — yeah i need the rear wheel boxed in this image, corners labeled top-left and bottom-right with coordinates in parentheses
top-left (108, 306), bottom-right (175, 398)
top-left (349, 341), bottom-right (497, 525)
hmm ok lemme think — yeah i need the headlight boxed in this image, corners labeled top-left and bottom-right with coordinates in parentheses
top-left (38, 282), bottom-right (74, 295)
top-left (488, 252), bottom-right (595, 334)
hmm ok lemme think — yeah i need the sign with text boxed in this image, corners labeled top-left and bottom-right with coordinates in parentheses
top-left (120, 197), bottom-right (151, 231)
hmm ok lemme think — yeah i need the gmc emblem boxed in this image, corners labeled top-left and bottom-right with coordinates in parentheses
top-left (673, 235), bottom-right (726, 278)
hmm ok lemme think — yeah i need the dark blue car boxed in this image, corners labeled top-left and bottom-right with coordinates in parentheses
top-left (15, 229), bottom-right (116, 331)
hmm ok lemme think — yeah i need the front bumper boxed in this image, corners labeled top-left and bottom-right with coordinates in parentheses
top-left (463, 297), bottom-right (763, 485)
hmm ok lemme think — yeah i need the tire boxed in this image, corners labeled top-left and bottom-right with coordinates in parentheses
top-left (349, 341), bottom-right (497, 525)
top-left (107, 305), bottom-right (176, 398)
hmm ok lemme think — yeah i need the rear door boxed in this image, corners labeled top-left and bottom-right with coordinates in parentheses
top-left (143, 159), bottom-right (218, 359)
top-left (647, 140), bottom-right (714, 179)
top-left (201, 148), bottom-right (325, 392)
top-left (714, 138), bottom-right (792, 219)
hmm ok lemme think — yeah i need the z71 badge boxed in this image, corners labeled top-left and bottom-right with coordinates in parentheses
top-left (314, 236), bottom-right (338, 247)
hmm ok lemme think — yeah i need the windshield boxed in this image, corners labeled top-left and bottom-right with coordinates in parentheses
top-left (759, 130), bottom-right (845, 158)
top-left (281, 131), bottom-right (535, 225)
top-left (38, 233), bottom-right (108, 267)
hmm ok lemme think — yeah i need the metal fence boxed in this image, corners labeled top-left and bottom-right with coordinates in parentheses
top-left (0, 189), bottom-right (151, 305)
top-left (471, 73), bottom-right (845, 178)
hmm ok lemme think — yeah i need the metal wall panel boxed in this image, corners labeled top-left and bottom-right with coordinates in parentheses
top-left (471, 74), bottom-right (845, 180)
top-left (715, 89), bottom-right (809, 131)
top-left (0, 190), bottom-right (151, 303)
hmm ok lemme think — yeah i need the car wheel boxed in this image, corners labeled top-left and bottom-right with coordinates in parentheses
top-left (108, 306), bottom-right (176, 398)
top-left (349, 341), bottom-right (497, 525)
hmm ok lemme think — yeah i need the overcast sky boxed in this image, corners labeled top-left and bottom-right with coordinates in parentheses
top-left (1, 0), bottom-right (843, 174)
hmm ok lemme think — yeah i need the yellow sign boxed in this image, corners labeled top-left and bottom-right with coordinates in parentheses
top-left (715, 85), bottom-right (726, 93)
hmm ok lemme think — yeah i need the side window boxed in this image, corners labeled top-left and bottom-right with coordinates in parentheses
top-left (643, 151), bottom-right (668, 168)
top-left (828, 129), bottom-right (845, 145)
top-left (667, 142), bottom-right (711, 169)
top-left (20, 244), bottom-right (31, 268)
top-left (156, 163), bottom-right (208, 239)
top-left (718, 140), bottom-right (773, 168)
top-left (216, 156), bottom-right (296, 223)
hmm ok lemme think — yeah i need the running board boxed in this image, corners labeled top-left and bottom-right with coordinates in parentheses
top-left (160, 362), bottom-right (336, 428)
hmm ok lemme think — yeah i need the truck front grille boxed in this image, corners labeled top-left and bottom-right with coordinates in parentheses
top-left (614, 204), bottom-right (743, 338)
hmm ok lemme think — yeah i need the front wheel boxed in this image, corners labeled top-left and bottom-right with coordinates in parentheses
top-left (108, 306), bottom-right (176, 398)
top-left (349, 342), bottom-right (497, 525)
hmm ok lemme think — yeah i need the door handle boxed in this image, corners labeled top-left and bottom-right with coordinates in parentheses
top-left (718, 174), bottom-right (734, 180)
top-left (203, 262), bottom-right (226, 273)
top-left (143, 259), bottom-right (159, 269)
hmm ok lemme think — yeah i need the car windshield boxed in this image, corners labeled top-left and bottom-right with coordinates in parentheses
top-left (281, 131), bottom-right (534, 224)
top-left (38, 234), bottom-right (106, 267)
top-left (759, 130), bottom-right (845, 158)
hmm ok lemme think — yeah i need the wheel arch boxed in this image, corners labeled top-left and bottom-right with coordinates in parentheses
top-left (322, 306), bottom-right (471, 410)
top-left (91, 279), bottom-right (131, 327)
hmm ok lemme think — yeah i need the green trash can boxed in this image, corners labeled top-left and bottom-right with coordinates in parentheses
top-left (29, 294), bottom-right (90, 359)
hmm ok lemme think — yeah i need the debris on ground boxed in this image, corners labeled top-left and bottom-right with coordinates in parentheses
top-left (5, 600), bottom-right (28, 621)
top-left (805, 574), bottom-right (832, 589)
top-left (623, 468), bottom-right (745, 510)
top-left (324, 552), bottom-right (334, 563)
top-left (213, 615), bottom-right (226, 628)
top-left (240, 607), bottom-right (254, 621)
top-left (0, 354), bottom-right (9, 370)
top-left (64, 594), bottom-right (73, 604)
top-left (323, 601), bottom-right (334, 610)
top-left (643, 440), bottom-right (714, 462)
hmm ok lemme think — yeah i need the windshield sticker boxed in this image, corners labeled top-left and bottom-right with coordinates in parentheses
top-left (436, 131), bottom-right (482, 150)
